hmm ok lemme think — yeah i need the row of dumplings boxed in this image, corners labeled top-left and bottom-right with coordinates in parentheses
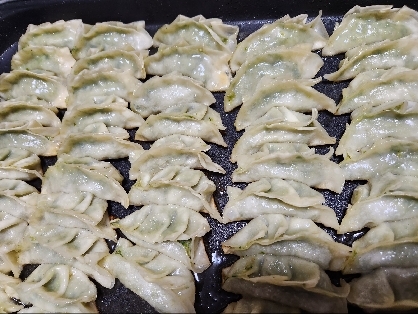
top-left (325, 5), bottom-right (418, 312)
top-left (212, 12), bottom-right (354, 313)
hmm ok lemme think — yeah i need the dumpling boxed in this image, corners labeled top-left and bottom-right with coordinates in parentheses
top-left (14, 264), bottom-right (98, 313)
top-left (0, 210), bottom-right (27, 255)
top-left (130, 73), bottom-right (215, 118)
top-left (0, 148), bottom-right (42, 174)
top-left (339, 138), bottom-right (418, 181)
top-left (154, 15), bottom-right (238, 53)
top-left (348, 267), bottom-right (418, 311)
top-left (336, 67), bottom-right (418, 115)
top-left (222, 180), bottom-right (339, 228)
top-left (58, 133), bottom-right (143, 161)
top-left (231, 114), bottom-right (335, 162)
top-left (0, 129), bottom-right (58, 156)
top-left (0, 99), bottom-right (60, 127)
top-left (337, 101), bottom-right (418, 158)
top-left (222, 296), bottom-right (300, 313)
top-left (230, 13), bottom-right (328, 71)
top-left (322, 5), bottom-right (418, 56)
top-left (11, 46), bottom-right (76, 77)
top-left (222, 214), bottom-right (350, 270)
top-left (18, 19), bottom-right (84, 49)
top-left (235, 78), bottom-right (336, 130)
top-left (130, 135), bottom-right (225, 183)
top-left (101, 238), bottom-right (196, 313)
top-left (67, 69), bottom-right (141, 106)
top-left (144, 45), bottom-right (231, 91)
top-left (0, 273), bottom-right (23, 312)
top-left (0, 179), bottom-right (38, 197)
top-left (72, 21), bottom-right (153, 59)
top-left (42, 161), bottom-right (128, 207)
top-left (71, 49), bottom-right (146, 79)
top-left (135, 103), bottom-right (226, 146)
top-left (325, 35), bottom-right (418, 81)
top-left (0, 70), bottom-right (68, 108)
top-left (111, 204), bottom-right (210, 243)
top-left (61, 100), bottom-right (144, 135)
top-left (232, 145), bottom-right (344, 193)
top-left (129, 166), bottom-right (221, 221)
top-left (224, 46), bottom-right (324, 112)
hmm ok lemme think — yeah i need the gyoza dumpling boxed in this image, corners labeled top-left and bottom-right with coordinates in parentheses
top-left (235, 78), bottom-right (336, 130)
top-left (337, 101), bottom-right (418, 158)
top-left (222, 180), bottom-right (338, 228)
top-left (71, 49), bottom-right (146, 79)
top-left (67, 69), bottom-right (141, 106)
top-left (325, 36), bottom-right (418, 81)
top-left (18, 19), bottom-right (84, 49)
top-left (339, 174), bottom-right (418, 233)
top-left (0, 70), bottom-right (68, 108)
top-left (222, 214), bottom-right (350, 270)
top-left (0, 129), bottom-right (58, 156)
top-left (112, 204), bottom-right (210, 243)
top-left (130, 135), bottom-right (225, 183)
top-left (129, 166), bottom-right (221, 221)
top-left (231, 114), bottom-right (335, 162)
top-left (102, 238), bottom-right (196, 313)
top-left (222, 296), bottom-right (300, 314)
top-left (154, 15), bottom-right (238, 53)
top-left (231, 13), bottom-right (328, 72)
top-left (0, 179), bottom-right (37, 197)
top-left (336, 67), bottom-right (418, 115)
top-left (0, 148), bottom-right (41, 174)
top-left (42, 161), bottom-right (128, 207)
top-left (14, 264), bottom-right (98, 313)
top-left (135, 103), bottom-right (226, 146)
top-left (58, 133), bottom-right (143, 161)
top-left (339, 138), bottom-right (418, 181)
top-left (232, 145), bottom-right (344, 193)
top-left (11, 46), bottom-right (76, 77)
top-left (0, 210), bottom-right (27, 254)
top-left (348, 267), bottom-right (418, 311)
top-left (323, 5), bottom-right (418, 56)
top-left (61, 100), bottom-right (144, 136)
top-left (131, 73), bottom-right (215, 118)
top-left (0, 273), bottom-right (23, 312)
top-left (144, 45), bottom-right (231, 91)
top-left (224, 46), bottom-right (324, 112)
top-left (72, 21), bottom-right (152, 59)
top-left (0, 99), bottom-right (60, 127)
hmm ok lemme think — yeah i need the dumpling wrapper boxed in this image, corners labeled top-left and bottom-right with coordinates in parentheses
top-left (323, 5), bottom-right (418, 56)
top-left (0, 273), bottom-right (23, 312)
top-left (0, 179), bottom-right (38, 197)
top-left (145, 45), bottom-right (231, 91)
top-left (224, 45), bottom-right (324, 112)
top-left (230, 12), bottom-right (328, 71)
top-left (222, 296), bottom-right (300, 314)
top-left (131, 72), bottom-right (215, 118)
top-left (0, 129), bottom-right (58, 156)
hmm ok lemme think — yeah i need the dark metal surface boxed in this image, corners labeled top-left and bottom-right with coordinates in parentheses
top-left (1, 0), bottom-right (417, 313)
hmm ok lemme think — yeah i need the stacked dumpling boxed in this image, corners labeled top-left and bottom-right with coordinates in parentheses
top-left (325, 5), bottom-right (418, 312)
top-left (221, 13), bottom-right (351, 313)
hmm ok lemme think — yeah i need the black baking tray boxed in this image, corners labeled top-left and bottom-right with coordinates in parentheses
top-left (2, 0), bottom-right (418, 313)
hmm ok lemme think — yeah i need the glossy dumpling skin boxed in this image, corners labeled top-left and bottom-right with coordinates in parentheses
top-left (348, 267), bottom-right (418, 311)
top-left (0, 179), bottom-right (38, 197)
top-left (102, 238), bottom-right (196, 313)
top-left (222, 296), bottom-right (300, 314)
top-left (0, 99), bottom-right (60, 127)
top-left (12, 46), bottom-right (76, 77)
top-left (336, 67), bottom-right (418, 115)
top-left (72, 21), bottom-right (153, 59)
top-left (323, 5), bottom-right (418, 56)
top-left (135, 103), bottom-right (226, 146)
top-left (67, 69), bottom-right (141, 106)
top-left (0, 273), bottom-right (23, 312)
top-left (145, 45), bottom-right (231, 91)
top-left (235, 78), bottom-right (336, 130)
top-left (340, 138), bottom-right (418, 181)
top-left (154, 15), bottom-right (238, 53)
top-left (14, 264), bottom-right (98, 313)
top-left (71, 49), bottom-right (146, 79)
top-left (326, 35), bottom-right (418, 81)
top-left (337, 101), bottom-right (418, 158)
top-left (232, 145), bottom-right (345, 193)
top-left (0, 148), bottom-right (42, 181)
top-left (18, 19), bottom-right (84, 49)
top-left (0, 70), bottom-right (68, 108)
top-left (131, 72), bottom-right (215, 118)
top-left (231, 13), bottom-right (328, 72)
top-left (224, 45), bottom-right (324, 112)
top-left (112, 204), bottom-right (210, 243)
